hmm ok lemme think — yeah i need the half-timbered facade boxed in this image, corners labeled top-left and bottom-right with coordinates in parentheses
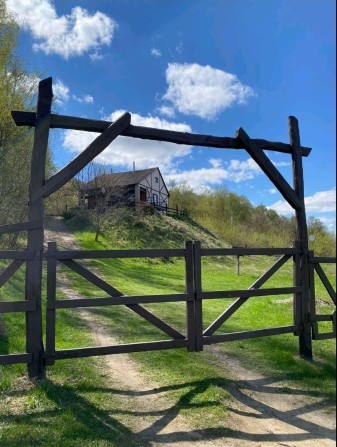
top-left (79, 167), bottom-right (169, 211)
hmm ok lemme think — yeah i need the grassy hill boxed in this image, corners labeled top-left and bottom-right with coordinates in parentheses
top-left (65, 208), bottom-right (227, 250)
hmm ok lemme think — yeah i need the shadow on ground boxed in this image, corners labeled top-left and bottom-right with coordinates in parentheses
top-left (1, 375), bottom-right (335, 446)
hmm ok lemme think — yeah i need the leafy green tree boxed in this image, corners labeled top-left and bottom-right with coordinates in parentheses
top-left (0, 0), bottom-right (44, 247)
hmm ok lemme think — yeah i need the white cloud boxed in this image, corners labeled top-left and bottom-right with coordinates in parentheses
top-left (157, 105), bottom-right (176, 118)
top-left (53, 80), bottom-right (70, 103)
top-left (267, 188), bottom-right (277, 195)
top-left (162, 63), bottom-right (256, 119)
top-left (166, 158), bottom-right (263, 191)
top-left (151, 48), bottom-right (162, 57)
top-left (63, 111), bottom-right (192, 170)
top-left (268, 188), bottom-right (336, 214)
top-left (73, 94), bottom-right (94, 104)
top-left (209, 159), bottom-right (223, 169)
top-left (6, 0), bottom-right (117, 59)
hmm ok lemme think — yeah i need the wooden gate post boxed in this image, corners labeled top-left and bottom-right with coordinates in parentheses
top-left (26, 78), bottom-right (53, 379)
top-left (289, 116), bottom-right (312, 359)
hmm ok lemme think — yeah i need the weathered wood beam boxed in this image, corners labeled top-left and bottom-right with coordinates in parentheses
top-left (289, 116), bottom-right (312, 359)
top-left (0, 259), bottom-right (24, 288)
top-left (25, 77), bottom-right (53, 379)
top-left (236, 127), bottom-right (304, 211)
top-left (0, 220), bottom-right (42, 235)
top-left (11, 111), bottom-right (312, 157)
top-left (42, 112), bottom-right (131, 198)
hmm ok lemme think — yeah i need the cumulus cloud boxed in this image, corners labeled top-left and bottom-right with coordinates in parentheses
top-left (166, 158), bottom-right (263, 191)
top-left (6, 0), bottom-right (117, 59)
top-left (151, 48), bottom-right (162, 57)
top-left (73, 94), bottom-right (94, 104)
top-left (268, 188), bottom-right (336, 214)
top-left (209, 159), bottom-right (223, 169)
top-left (53, 79), bottom-right (70, 103)
top-left (63, 111), bottom-right (192, 170)
top-left (162, 63), bottom-right (256, 119)
top-left (157, 105), bottom-right (176, 118)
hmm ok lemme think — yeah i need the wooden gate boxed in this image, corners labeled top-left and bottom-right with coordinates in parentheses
top-left (0, 76), bottom-right (334, 379)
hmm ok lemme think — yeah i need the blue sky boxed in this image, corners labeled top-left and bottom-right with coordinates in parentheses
top-left (7, 0), bottom-right (336, 230)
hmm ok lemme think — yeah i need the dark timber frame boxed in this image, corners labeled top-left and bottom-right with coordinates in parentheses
top-left (0, 77), bottom-right (335, 379)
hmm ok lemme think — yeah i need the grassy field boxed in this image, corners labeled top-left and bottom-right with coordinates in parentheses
top-left (0, 215), bottom-right (335, 446)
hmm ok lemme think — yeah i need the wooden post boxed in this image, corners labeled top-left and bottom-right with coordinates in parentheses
top-left (289, 116), bottom-right (312, 359)
top-left (45, 242), bottom-right (57, 366)
top-left (185, 241), bottom-right (196, 352)
top-left (193, 241), bottom-right (203, 351)
top-left (25, 78), bottom-right (53, 379)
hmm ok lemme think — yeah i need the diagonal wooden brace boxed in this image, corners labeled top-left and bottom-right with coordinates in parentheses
top-left (60, 259), bottom-right (185, 340)
top-left (236, 128), bottom-right (304, 211)
top-left (40, 112), bottom-right (131, 200)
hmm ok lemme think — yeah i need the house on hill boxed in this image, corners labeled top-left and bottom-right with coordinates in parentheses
top-left (79, 167), bottom-right (170, 212)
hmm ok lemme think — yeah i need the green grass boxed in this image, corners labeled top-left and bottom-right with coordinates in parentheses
top-left (0, 214), bottom-right (335, 445)
top-left (62, 227), bottom-right (336, 401)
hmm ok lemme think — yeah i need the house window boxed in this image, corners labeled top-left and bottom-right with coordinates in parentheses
top-left (155, 176), bottom-right (159, 183)
top-left (152, 193), bottom-right (158, 205)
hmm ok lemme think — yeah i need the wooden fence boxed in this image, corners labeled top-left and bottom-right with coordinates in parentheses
top-left (0, 76), bottom-right (333, 379)
top-left (1, 241), bottom-right (335, 371)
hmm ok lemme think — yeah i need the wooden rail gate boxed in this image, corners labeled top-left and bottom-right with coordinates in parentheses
top-left (0, 77), bottom-right (335, 379)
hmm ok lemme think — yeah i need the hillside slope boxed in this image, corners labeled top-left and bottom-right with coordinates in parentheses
top-left (66, 208), bottom-right (227, 249)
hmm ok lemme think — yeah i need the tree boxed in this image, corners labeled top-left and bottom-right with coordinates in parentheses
top-left (77, 162), bottom-right (128, 241)
top-left (0, 0), bottom-right (45, 247)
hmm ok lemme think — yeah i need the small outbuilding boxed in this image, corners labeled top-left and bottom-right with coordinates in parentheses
top-left (79, 167), bottom-right (170, 212)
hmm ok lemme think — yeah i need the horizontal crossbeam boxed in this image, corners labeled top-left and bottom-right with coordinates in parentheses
top-left (11, 111), bottom-right (312, 156)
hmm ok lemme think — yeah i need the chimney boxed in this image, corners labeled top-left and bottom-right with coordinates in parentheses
top-left (133, 161), bottom-right (136, 171)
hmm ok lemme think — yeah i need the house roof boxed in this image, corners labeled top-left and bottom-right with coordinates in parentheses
top-left (84, 167), bottom-right (165, 190)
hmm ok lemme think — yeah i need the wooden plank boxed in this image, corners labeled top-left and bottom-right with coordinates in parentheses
top-left (42, 113), bottom-right (131, 199)
top-left (0, 251), bottom-right (34, 260)
top-left (54, 339), bottom-right (187, 359)
top-left (0, 353), bottom-right (32, 365)
top-left (308, 251), bottom-right (317, 339)
top-left (312, 257), bottom-right (336, 264)
top-left (312, 332), bottom-right (336, 341)
top-left (25, 77), bottom-right (53, 379)
top-left (204, 254), bottom-right (292, 336)
top-left (203, 326), bottom-right (296, 344)
top-left (289, 116), bottom-right (312, 359)
top-left (199, 286), bottom-right (301, 300)
top-left (193, 241), bottom-right (203, 351)
top-left (12, 111), bottom-right (312, 156)
top-left (55, 248), bottom-right (186, 259)
top-left (0, 301), bottom-right (36, 313)
top-left (201, 247), bottom-right (297, 257)
top-left (45, 242), bottom-right (57, 366)
top-left (237, 127), bottom-right (303, 211)
top-left (185, 241), bottom-right (196, 352)
top-left (60, 259), bottom-right (185, 340)
top-left (313, 315), bottom-right (334, 322)
top-left (0, 260), bottom-right (24, 288)
top-left (50, 294), bottom-right (190, 308)
top-left (0, 220), bottom-right (42, 235)
top-left (293, 241), bottom-right (302, 336)
top-left (314, 264), bottom-right (336, 304)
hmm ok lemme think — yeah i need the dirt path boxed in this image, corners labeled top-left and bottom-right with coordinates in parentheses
top-left (44, 216), bottom-right (336, 447)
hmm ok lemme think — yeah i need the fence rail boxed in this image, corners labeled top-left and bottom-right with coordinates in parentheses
top-left (0, 242), bottom-right (335, 370)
